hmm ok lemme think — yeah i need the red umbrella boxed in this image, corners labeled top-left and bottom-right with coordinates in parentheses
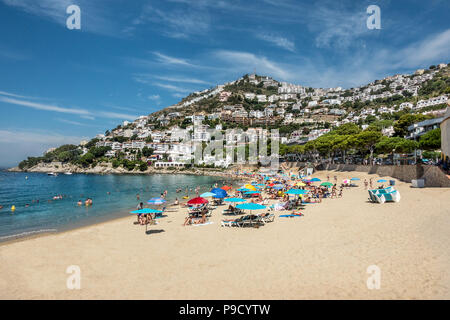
top-left (187, 197), bottom-right (208, 205)
top-left (221, 185), bottom-right (232, 191)
top-left (268, 183), bottom-right (275, 187)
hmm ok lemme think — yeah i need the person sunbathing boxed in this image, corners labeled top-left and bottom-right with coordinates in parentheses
top-left (183, 215), bottom-right (193, 226)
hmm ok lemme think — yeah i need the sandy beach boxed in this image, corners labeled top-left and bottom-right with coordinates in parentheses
top-left (1, 170), bottom-right (449, 300)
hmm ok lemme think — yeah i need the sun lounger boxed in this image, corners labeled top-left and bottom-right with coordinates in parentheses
top-left (221, 216), bottom-right (244, 227)
top-left (368, 187), bottom-right (400, 203)
top-left (259, 213), bottom-right (275, 223)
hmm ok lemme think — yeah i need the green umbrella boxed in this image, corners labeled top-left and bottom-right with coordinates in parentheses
top-left (320, 182), bottom-right (334, 187)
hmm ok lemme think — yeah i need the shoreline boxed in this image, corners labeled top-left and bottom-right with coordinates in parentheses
top-left (1, 170), bottom-right (449, 299)
top-left (0, 173), bottom-right (249, 245)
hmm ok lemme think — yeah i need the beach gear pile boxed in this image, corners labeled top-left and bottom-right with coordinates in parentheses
top-left (368, 186), bottom-right (401, 203)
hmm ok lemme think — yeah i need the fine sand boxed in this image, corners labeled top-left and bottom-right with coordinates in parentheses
top-left (1, 170), bottom-right (449, 299)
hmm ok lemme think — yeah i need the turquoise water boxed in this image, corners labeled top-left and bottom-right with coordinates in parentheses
top-left (0, 171), bottom-right (235, 241)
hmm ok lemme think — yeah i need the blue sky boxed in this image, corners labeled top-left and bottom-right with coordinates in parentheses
top-left (0, 0), bottom-right (449, 167)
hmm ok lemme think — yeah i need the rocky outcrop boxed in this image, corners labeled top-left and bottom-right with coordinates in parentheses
top-left (8, 161), bottom-right (238, 179)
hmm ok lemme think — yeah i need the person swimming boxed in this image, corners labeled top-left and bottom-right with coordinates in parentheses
top-left (77, 200), bottom-right (82, 206)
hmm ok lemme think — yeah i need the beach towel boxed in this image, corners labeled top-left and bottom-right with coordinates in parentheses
top-left (192, 221), bottom-right (214, 227)
top-left (279, 214), bottom-right (303, 218)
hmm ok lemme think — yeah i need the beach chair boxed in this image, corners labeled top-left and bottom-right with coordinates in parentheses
top-left (240, 215), bottom-right (263, 228)
top-left (259, 213), bottom-right (275, 223)
top-left (221, 216), bottom-right (245, 227)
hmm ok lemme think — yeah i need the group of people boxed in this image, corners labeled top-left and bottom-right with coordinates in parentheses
top-left (364, 178), bottom-right (374, 189)
top-left (77, 198), bottom-right (93, 207)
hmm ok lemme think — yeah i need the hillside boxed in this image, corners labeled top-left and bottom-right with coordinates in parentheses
top-left (15, 63), bottom-right (449, 172)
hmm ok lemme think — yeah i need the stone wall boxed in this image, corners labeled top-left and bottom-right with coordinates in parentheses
top-left (280, 162), bottom-right (449, 187)
top-left (316, 163), bottom-right (450, 188)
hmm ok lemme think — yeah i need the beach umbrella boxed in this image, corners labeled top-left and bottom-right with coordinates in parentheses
top-left (237, 188), bottom-right (250, 192)
top-left (350, 178), bottom-right (360, 181)
top-left (211, 188), bottom-right (227, 198)
top-left (187, 197), bottom-right (208, 205)
top-left (272, 185), bottom-right (284, 190)
top-left (377, 179), bottom-right (387, 183)
top-left (343, 179), bottom-right (350, 184)
top-left (200, 192), bottom-right (216, 198)
top-left (236, 203), bottom-right (266, 211)
top-left (295, 182), bottom-right (306, 187)
top-left (310, 178), bottom-right (321, 182)
top-left (286, 189), bottom-right (309, 195)
top-left (244, 184), bottom-right (257, 191)
top-left (224, 198), bottom-right (246, 203)
top-left (130, 208), bottom-right (163, 215)
top-left (221, 185), bottom-right (232, 191)
top-left (244, 191), bottom-right (260, 195)
top-left (147, 198), bottom-right (166, 205)
top-left (320, 182), bottom-right (334, 187)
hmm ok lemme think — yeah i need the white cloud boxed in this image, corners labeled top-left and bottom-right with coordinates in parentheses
top-left (0, 96), bottom-right (92, 116)
top-left (391, 29), bottom-right (450, 69)
top-left (147, 94), bottom-right (160, 100)
top-left (0, 95), bottom-right (137, 120)
top-left (0, 46), bottom-right (31, 61)
top-left (153, 52), bottom-right (195, 67)
top-left (256, 33), bottom-right (296, 52)
top-left (154, 83), bottom-right (191, 93)
top-left (308, 4), bottom-right (369, 49)
top-left (131, 4), bottom-right (211, 39)
top-left (154, 75), bottom-right (210, 85)
top-left (0, 90), bottom-right (38, 99)
top-left (213, 50), bottom-right (295, 81)
top-left (55, 118), bottom-right (94, 127)
top-left (0, 129), bottom-right (87, 167)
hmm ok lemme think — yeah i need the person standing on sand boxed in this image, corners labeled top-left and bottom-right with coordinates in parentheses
top-left (364, 179), bottom-right (368, 189)
top-left (369, 178), bottom-right (373, 189)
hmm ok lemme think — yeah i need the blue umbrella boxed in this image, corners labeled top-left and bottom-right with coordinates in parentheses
top-left (130, 208), bottom-right (163, 214)
top-left (272, 185), bottom-right (284, 190)
top-left (377, 179), bottom-right (387, 183)
top-left (244, 191), bottom-right (260, 195)
top-left (211, 188), bottom-right (227, 198)
top-left (224, 198), bottom-right (246, 203)
top-left (285, 189), bottom-right (309, 195)
top-left (147, 198), bottom-right (166, 205)
top-left (350, 178), bottom-right (360, 181)
top-left (236, 203), bottom-right (266, 210)
top-left (310, 178), bottom-right (321, 182)
top-left (237, 188), bottom-right (250, 192)
top-left (200, 192), bottom-right (216, 197)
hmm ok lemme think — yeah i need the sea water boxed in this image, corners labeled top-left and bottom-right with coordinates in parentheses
top-left (0, 171), bottom-right (235, 241)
